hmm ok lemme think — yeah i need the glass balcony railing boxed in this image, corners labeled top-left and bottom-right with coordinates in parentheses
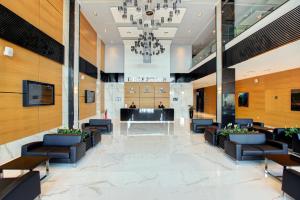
top-left (191, 0), bottom-right (289, 69)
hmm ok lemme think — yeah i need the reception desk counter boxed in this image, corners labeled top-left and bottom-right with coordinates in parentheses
top-left (120, 108), bottom-right (174, 122)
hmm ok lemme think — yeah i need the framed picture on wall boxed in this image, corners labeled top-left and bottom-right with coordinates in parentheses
top-left (291, 89), bottom-right (300, 111)
top-left (238, 92), bottom-right (249, 107)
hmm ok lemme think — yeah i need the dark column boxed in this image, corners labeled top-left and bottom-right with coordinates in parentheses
top-left (68, 0), bottom-right (75, 129)
top-left (196, 88), bottom-right (204, 112)
top-left (222, 68), bottom-right (235, 127)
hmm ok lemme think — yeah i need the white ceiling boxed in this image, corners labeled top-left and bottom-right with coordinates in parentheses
top-left (193, 39), bottom-right (300, 89)
top-left (79, 0), bottom-right (218, 45)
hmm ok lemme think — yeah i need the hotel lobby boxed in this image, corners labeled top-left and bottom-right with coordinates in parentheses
top-left (0, 0), bottom-right (300, 200)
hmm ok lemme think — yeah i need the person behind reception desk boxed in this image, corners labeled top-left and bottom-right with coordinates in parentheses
top-left (129, 102), bottom-right (136, 108)
top-left (158, 101), bottom-right (165, 109)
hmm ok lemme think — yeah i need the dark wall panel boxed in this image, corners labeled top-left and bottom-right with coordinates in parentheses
top-left (0, 4), bottom-right (64, 64)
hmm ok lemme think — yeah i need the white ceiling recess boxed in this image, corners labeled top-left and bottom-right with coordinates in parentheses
top-left (118, 27), bottom-right (178, 39)
top-left (193, 39), bottom-right (300, 89)
top-left (79, 0), bottom-right (218, 45)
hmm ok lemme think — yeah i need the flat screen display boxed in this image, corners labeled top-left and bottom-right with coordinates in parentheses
top-left (23, 80), bottom-right (55, 107)
top-left (238, 92), bottom-right (249, 107)
top-left (85, 90), bottom-right (95, 103)
top-left (291, 89), bottom-right (300, 111)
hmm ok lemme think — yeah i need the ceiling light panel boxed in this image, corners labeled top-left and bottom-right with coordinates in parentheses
top-left (118, 27), bottom-right (143, 38)
top-left (111, 7), bottom-right (186, 24)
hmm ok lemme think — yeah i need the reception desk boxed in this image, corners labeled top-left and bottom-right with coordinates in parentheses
top-left (120, 108), bottom-right (174, 122)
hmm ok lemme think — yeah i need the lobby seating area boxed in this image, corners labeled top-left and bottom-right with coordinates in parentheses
top-left (0, 0), bottom-right (299, 199)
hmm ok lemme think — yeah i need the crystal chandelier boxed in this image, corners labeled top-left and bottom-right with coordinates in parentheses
top-left (131, 32), bottom-right (165, 56)
top-left (118, 0), bottom-right (182, 30)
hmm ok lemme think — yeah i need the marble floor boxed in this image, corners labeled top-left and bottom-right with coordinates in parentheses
top-left (39, 119), bottom-right (292, 200)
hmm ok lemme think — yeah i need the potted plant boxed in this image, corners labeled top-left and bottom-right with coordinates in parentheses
top-left (188, 105), bottom-right (194, 119)
top-left (218, 123), bottom-right (256, 149)
top-left (285, 127), bottom-right (300, 149)
top-left (57, 128), bottom-right (92, 151)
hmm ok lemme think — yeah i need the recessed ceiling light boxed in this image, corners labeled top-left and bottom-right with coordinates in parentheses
top-left (93, 12), bottom-right (98, 16)
top-left (188, 30), bottom-right (191, 33)
top-left (104, 28), bottom-right (107, 33)
top-left (198, 12), bottom-right (202, 17)
top-left (213, 30), bottom-right (216, 34)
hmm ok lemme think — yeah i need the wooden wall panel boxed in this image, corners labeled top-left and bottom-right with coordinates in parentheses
top-left (204, 85), bottom-right (216, 115)
top-left (79, 73), bottom-right (97, 120)
top-left (155, 98), bottom-right (170, 108)
top-left (0, 39), bottom-right (39, 93)
top-left (0, 2), bottom-right (63, 144)
top-left (79, 97), bottom-right (96, 120)
top-left (124, 83), bottom-right (170, 108)
top-left (140, 98), bottom-right (154, 108)
top-left (124, 83), bottom-right (140, 98)
top-left (139, 83), bottom-right (155, 98)
top-left (39, 56), bottom-right (62, 95)
top-left (236, 68), bottom-right (300, 127)
top-left (39, 95), bottom-right (62, 131)
top-left (0, 93), bottom-right (39, 145)
top-left (39, 0), bottom-right (63, 43)
top-left (100, 40), bottom-right (105, 70)
top-left (125, 98), bottom-right (140, 108)
top-left (80, 12), bottom-right (97, 65)
top-left (0, 0), bottom-right (40, 28)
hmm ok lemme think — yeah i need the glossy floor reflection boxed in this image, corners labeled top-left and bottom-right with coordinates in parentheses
top-left (42, 119), bottom-right (292, 200)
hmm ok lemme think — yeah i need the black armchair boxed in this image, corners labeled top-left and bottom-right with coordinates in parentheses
top-left (292, 134), bottom-right (300, 154)
top-left (0, 171), bottom-right (41, 200)
top-left (82, 119), bottom-right (113, 133)
top-left (224, 133), bottom-right (288, 161)
top-left (190, 119), bottom-right (218, 133)
top-left (282, 169), bottom-right (300, 199)
top-left (204, 125), bottom-right (221, 146)
top-left (22, 134), bottom-right (86, 163)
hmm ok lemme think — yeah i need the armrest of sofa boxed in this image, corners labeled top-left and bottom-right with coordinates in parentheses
top-left (224, 140), bottom-right (242, 160)
top-left (70, 142), bottom-right (86, 163)
top-left (266, 140), bottom-right (288, 151)
top-left (21, 141), bottom-right (43, 155)
top-left (253, 122), bottom-right (264, 127)
top-left (81, 123), bottom-right (90, 130)
top-left (282, 169), bottom-right (300, 199)
top-left (0, 171), bottom-right (41, 200)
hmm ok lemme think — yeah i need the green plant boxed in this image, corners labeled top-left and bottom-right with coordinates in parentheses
top-left (188, 105), bottom-right (194, 111)
top-left (57, 128), bottom-right (89, 139)
top-left (220, 123), bottom-right (256, 136)
top-left (285, 128), bottom-right (299, 138)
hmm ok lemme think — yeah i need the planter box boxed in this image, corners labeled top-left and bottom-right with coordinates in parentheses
top-left (84, 135), bottom-right (93, 151)
top-left (217, 135), bottom-right (228, 149)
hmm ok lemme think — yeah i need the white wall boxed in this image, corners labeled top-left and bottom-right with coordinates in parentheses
top-left (105, 44), bottom-right (124, 73)
top-left (170, 45), bottom-right (192, 73)
top-left (170, 83), bottom-right (193, 119)
top-left (123, 40), bottom-right (172, 82)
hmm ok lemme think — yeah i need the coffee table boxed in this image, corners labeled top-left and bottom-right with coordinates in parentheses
top-left (265, 154), bottom-right (300, 181)
top-left (0, 156), bottom-right (49, 180)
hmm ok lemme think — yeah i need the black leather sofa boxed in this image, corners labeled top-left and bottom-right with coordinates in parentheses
top-left (190, 119), bottom-right (218, 133)
top-left (292, 134), bottom-right (300, 154)
top-left (224, 133), bottom-right (288, 161)
top-left (0, 171), bottom-right (41, 200)
top-left (22, 134), bottom-right (86, 163)
top-left (82, 119), bottom-right (113, 133)
top-left (282, 168), bottom-right (300, 199)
